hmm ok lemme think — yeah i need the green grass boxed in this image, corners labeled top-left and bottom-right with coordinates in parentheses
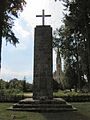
top-left (53, 90), bottom-right (90, 97)
top-left (72, 102), bottom-right (90, 118)
top-left (0, 102), bottom-right (90, 120)
top-left (18, 91), bottom-right (90, 98)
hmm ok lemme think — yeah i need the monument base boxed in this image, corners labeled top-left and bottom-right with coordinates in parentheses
top-left (8, 98), bottom-right (76, 112)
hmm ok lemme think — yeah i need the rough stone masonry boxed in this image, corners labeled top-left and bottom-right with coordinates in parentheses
top-left (33, 25), bottom-right (53, 100)
top-left (8, 10), bottom-right (76, 112)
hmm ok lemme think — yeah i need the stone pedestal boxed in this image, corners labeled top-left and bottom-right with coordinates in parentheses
top-left (33, 26), bottom-right (53, 100)
top-left (8, 25), bottom-right (76, 112)
top-left (8, 98), bottom-right (76, 112)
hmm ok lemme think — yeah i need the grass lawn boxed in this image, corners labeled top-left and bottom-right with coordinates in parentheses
top-left (0, 102), bottom-right (90, 120)
top-left (72, 102), bottom-right (90, 118)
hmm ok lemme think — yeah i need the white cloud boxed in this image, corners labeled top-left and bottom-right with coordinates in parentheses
top-left (1, 0), bottom-right (64, 81)
top-left (21, 0), bottom-right (64, 29)
top-left (12, 20), bottom-right (33, 50)
top-left (1, 67), bottom-right (33, 82)
top-left (11, 0), bottom-right (64, 50)
top-left (14, 20), bottom-right (30, 38)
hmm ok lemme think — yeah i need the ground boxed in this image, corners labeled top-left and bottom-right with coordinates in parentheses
top-left (0, 102), bottom-right (90, 120)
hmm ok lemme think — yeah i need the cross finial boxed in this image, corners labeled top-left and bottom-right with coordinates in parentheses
top-left (36, 9), bottom-right (51, 26)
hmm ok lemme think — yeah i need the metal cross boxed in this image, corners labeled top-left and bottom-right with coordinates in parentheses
top-left (36, 9), bottom-right (51, 26)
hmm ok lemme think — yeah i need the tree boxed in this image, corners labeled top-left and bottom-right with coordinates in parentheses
top-left (55, 0), bottom-right (90, 91)
top-left (62, 0), bottom-right (90, 91)
top-left (53, 24), bottom-right (88, 91)
top-left (0, 79), bottom-right (6, 89)
top-left (0, 0), bottom-right (26, 70)
top-left (22, 76), bottom-right (27, 92)
top-left (9, 78), bottom-right (23, 90)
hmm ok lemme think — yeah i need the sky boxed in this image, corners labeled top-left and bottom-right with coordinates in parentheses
top-left (0, 0), bottom-right (64, 83)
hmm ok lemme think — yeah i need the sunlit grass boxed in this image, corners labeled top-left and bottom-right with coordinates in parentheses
top-left (53, 90), bottom-right (90, 97)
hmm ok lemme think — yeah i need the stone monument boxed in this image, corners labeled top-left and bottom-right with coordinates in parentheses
top-left (33, 10), bottom-right (53, 100)
top-left (9, 10), bottom-right (76, 111)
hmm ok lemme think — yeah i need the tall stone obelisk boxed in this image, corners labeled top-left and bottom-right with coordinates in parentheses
top-left (33, 10), bottom-right (53, 99)
top-left (9, 10), bottom-right (76, 112)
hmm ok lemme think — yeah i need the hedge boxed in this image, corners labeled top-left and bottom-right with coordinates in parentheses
top-left (54, 94), bottom-right (90, 102)
top-left (0, 94), bottom-right (90, 102)
top-left (0, 94), bottom-right (25, 103)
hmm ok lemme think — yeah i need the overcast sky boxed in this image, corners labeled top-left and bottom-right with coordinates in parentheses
top-left (1, 0), bottom-right (64, 83)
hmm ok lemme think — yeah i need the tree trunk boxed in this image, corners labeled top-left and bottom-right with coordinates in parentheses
top-left (0, 30), bottom-right (2, 71)
top-left (0, 9), bottom-right (3, 73)
top-left (86, 28), bottom-right (90, 92)
top-left (76, 55), bottom-right (81, 91)
top-left (75, 33), bottom-right (81, 91)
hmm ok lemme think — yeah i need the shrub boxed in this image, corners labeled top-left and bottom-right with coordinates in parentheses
top-left (0, 89), bottom-right (24, 102)
top-left (53, 90), bottom-right (90, 102)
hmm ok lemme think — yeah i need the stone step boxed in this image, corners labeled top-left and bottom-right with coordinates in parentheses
top-left (8, 98), bottom-right (76, 112)
top-left (9, 106), bottom-right (76, 112)
top-left (19, 98), bottom-right (66, 104)
top-left (13, 103), bottom-right (73, 109)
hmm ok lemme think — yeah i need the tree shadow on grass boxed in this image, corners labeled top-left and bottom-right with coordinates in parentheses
top-left (41, 111), bottom-right (90, 120)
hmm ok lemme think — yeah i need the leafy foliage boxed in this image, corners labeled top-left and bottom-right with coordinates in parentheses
top-left (0, 0), bottom-right (26, 69)
top-left (62, 0), bottom-right (90, 89)
top-left (54, 90), bottom-right (90, 102)
top-left (0, 78), bottom-right (33, 93)
top-left (54, 0), bottom-right (90, 91)
top-left (0, 0), bottom-right (26, 44)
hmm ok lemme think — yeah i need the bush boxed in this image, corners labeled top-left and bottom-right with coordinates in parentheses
top-left (53, 90), bottom-right (90, 102)
top-left (0, 94), bottom-right (25, 102)
top-left (0, 89), bottom-right (24, 102)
